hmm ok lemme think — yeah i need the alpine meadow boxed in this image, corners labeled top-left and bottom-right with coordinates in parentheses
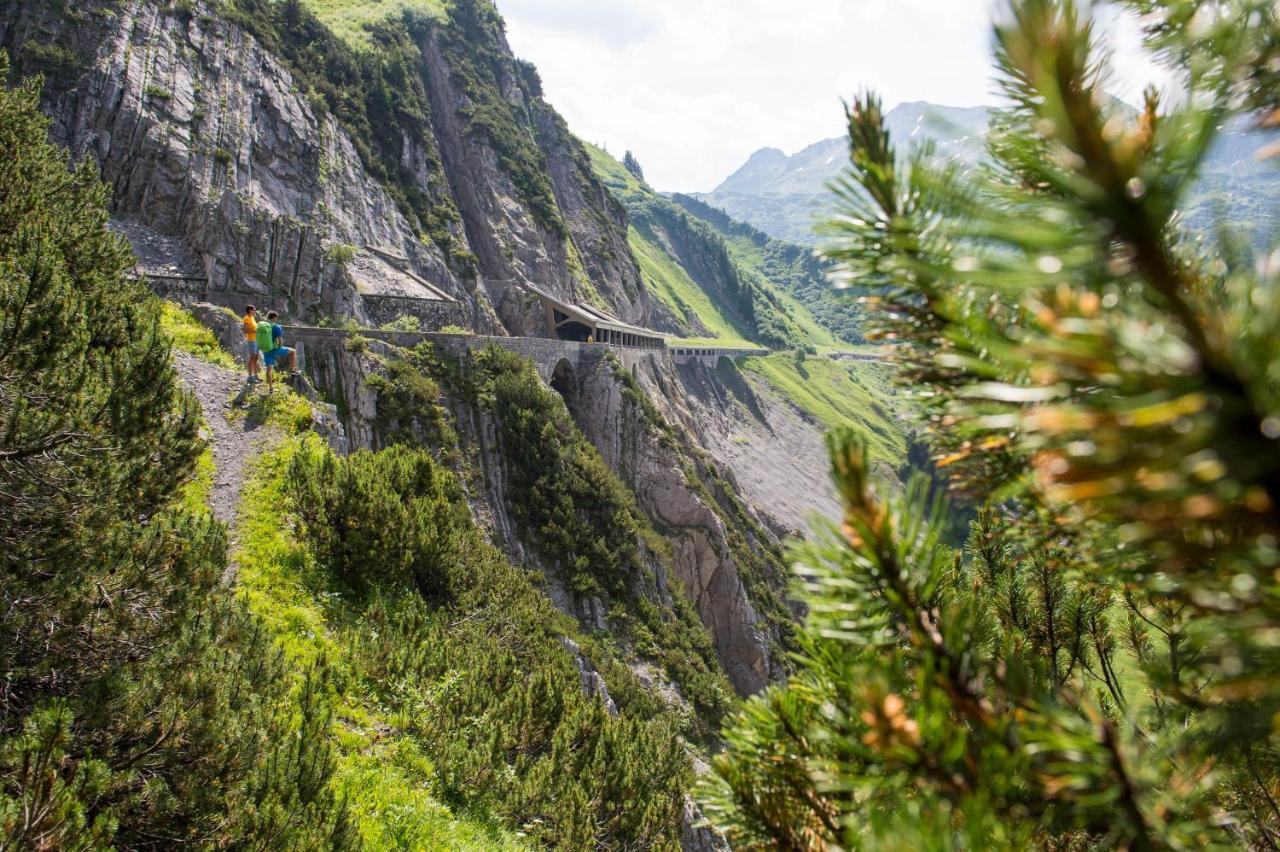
top-left (1, 0), bottom-right (1278, 850)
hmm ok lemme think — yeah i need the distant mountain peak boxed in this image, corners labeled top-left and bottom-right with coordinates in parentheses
top-left (710, 101), bottom-right (992, 201)
top-left (701, 99), bottom-right (1278, 249)
top-left (714, 146), bottom-right (794, 196)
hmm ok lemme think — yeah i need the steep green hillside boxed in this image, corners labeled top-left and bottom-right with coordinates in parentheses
top-left (671, 193), bottom-right (865, 346)
top-left (150, 330), bottom-right (723, 848)
top-left (241, 428), bottom-right (697, 848)
top-left (589, 144), bottom-right (749, 342)
top-left (740, 355), bottom-right (905, 463)
top-left (232, 429), bottom-right (526, 849)
top-left (588, 144), bottom-right (851, 351)
top-left (0, 74), bottom-right (349, 848)
top-left (628, 222), bottom-right (756, 347)
top-left (300, 0), bottom-right (447, 45)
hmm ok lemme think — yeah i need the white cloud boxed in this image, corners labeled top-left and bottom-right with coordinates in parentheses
top-left (496, 0), bottom-right (1175, 192)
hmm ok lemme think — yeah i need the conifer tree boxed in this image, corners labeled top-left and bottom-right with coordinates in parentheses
top-left (0, 56), bottom-right (350, 848)
top-left (624, 149), bottom-right (646, 182)
top-left (703, 0), bottom-right (1280, 847)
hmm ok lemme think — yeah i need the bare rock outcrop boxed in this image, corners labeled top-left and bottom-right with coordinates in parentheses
top-left (0, 0), bottom-right (650, 335)
top-left (2, 2), bottom-right (446, 321)
top-left (675, 358), bottom-right (841, 534)
top-left (571, 355), bottom-right (789, 696)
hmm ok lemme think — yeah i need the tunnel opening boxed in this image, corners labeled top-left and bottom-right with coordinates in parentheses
top-left (554, 320), bottom-right (594, 342)
top-left (550, 357), bottom-right (578, 417)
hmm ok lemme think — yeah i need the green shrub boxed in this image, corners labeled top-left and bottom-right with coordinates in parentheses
top-left (290, 446), bottom-right (465, 599)
top-left (0, 56), bottom-right (349, 848)
top-left (324, 242), bottom-right (359, 265)
top-left (238, 386), bottom-right (314, 435)
top-left (167, 0), bottom-right (195, 21)
top-left (451, 247), bottom-right (479, 279)
top-left (379, 314), bottom-right (421, 332)
top-left (158, 300), bottom-right (238, 369)
top-left (17, 42), bottom-right (83, 88)
top-left (285, 440), bottom-right (694, 847)
top-left (143, 83), bottom-right (172, 100)
top-left (365, 347), bottom-right (459, 454)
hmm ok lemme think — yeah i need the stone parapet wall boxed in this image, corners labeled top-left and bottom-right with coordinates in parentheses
top-left (671, 346), bottom-right (771, 367)
top-left (827, 352), bottom-right (885, 363)
top-left (281, 326), bottom-right (646, 382)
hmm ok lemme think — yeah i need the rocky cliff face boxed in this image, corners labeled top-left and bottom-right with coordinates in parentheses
top-left (5, 0), bottom-right (807, 704)
top-left (280, 328), bottom-right (794, 696)
top-left (572, 355), bottom-right (790, 694)
top-left (672, 357), bottom-right (842, 535)
top-left (0, 0), bottom-right (649, 332)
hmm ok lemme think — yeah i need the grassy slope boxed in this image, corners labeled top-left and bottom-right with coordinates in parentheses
top-left (237, 440), bottom-right (525, 850)
top-left (628, 224), bottom-right (756, 348)
top-left (586, 145), bottom-right (741, 340)
top-left (161, 307), bottom-right (519, 848)
top-left (300, 0), bottom-right (447, 45)
top-left (160, 301), bottom-right (238, 370)
top-left (586, 143), bottom-right (839, 350)
top-left (740, 354), bottom-right (905, 464)
top-left (719, 232), bottom-right (846, 353)
top-left (584, 140), bottom-right (642, 196)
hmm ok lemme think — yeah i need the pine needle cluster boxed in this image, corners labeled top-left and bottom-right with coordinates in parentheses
top-left (703, 0), bottom-right (1280, 847)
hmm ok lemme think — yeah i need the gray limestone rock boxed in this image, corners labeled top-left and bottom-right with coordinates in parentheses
top-left (559, 637), bottom-right (619, 717)
top-left (571, 355), bottom-right (783, 696)
top-left (682, 797), bottom-right (731, 852)
top-left (1, 0), bottom-right (649, 337)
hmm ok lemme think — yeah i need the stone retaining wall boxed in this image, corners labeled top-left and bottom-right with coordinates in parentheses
top-left (184, 301), bottom-right (702, 386)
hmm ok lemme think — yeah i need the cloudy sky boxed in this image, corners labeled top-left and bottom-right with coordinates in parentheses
top-left (496, 0), bottom-right (1170, 192)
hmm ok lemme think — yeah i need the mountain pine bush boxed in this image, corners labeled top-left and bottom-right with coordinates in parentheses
top-left (624, 150), bottom-right (646, 182)
top-left (459, 346), bottom-right (737, 730)
top-left (286, 440), bottom-right (694, 849)
top-left (0, 55), bottom-right (350, 848)
top-left (703, 0), bottom-right (1280, 847)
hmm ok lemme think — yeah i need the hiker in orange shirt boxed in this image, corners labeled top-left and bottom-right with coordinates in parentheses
top-left (242, 305), bottom-right (260, 382)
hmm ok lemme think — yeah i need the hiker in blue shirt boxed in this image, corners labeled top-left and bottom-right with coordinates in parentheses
top-left (258, 311), bottom-right (298, 391)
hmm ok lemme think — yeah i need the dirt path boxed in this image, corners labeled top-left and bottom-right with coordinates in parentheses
top-left (174, 353), bottom-right (280, 577)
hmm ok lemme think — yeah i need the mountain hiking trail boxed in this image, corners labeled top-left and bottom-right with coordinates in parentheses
top-left (175, 352), bottom-right (282, 579)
